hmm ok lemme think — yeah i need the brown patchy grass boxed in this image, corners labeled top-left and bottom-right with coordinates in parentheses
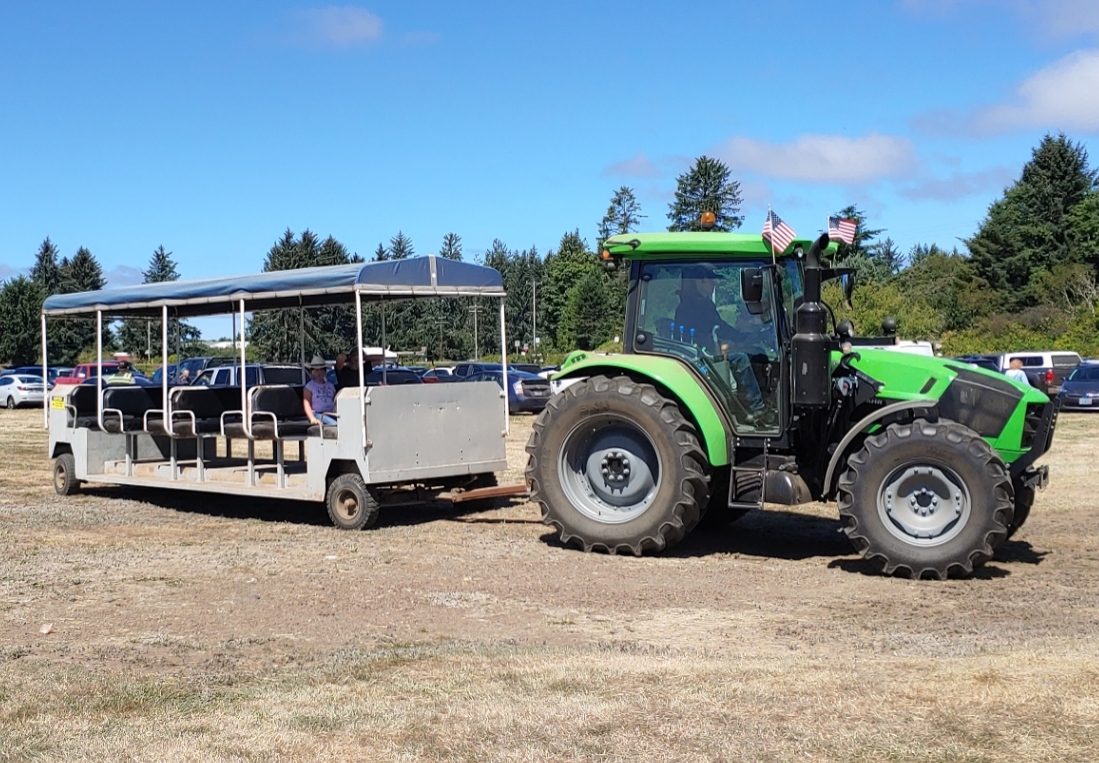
top-left (2, 407), bottom-right (1099, 761)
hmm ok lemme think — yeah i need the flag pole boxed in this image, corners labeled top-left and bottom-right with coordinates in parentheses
top-left (768, 206), bottom-right (777, 266)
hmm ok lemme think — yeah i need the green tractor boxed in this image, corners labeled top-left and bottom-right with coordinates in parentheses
top-left (526, 231), bottom-right (1057, 579)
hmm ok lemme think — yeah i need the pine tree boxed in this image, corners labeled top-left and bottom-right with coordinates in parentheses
top-left (560, 269), bottom-right (611, 351)
top-left (0, 276), bottom-right (45, 365)
top-left (52, 247), bottom-right (107, 364)
top-left (372, 242), bottom-right (389, 262)
top-left (541, 230), bottom-right (597, 348)
top-left (597, 186), bottom-right (645, 249)
top-left (439, 232), bottom-right (462, 260)
top-left (30, 238), bottom-right (62, 294)
top-left (117, 246), bottom-right (198, 360)
top-left (667, 156), bottom-right (743, 232)
top-left (967, 133), bottom-right (1099, 310)
top-left (389, 231), bottom-right (414, 260)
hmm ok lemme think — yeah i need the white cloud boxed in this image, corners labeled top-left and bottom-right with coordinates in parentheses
top-left (714, 134), bottom-right (919, 184)
top-left (899, 167), bottom-right (1015, 201)
top-left (969, 49), bottom-right (1099, 133)
top-left (104, 265), bottom-right (144, 287)
top-left (602, 151), bottom-right (661, 178)
top-left (286, 6), bottom-right (383, 48)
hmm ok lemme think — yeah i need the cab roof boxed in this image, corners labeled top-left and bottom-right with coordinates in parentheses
top-left (602, 232), bottom-right (839, 257)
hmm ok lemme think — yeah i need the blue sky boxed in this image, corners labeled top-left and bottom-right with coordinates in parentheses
top-left (2, 0), bottom-right (1098, 294)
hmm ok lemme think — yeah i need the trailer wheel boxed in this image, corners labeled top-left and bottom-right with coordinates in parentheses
top-left (53, 453), bottom-right (79, 496)
top-left (526, 375), bottom-right (709, 555)
top-left (326, 473), bottom-right (380, 531)
top-left (838, 420), bottom-right (1013, 579)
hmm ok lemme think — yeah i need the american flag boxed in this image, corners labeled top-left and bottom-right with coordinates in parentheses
top-left (828, 216), bottom-right (857, 245)
top-left (762, 210), bottom-right (797, 254)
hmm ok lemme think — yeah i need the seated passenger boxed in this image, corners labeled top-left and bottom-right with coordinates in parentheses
top-left (106, 359), bottom-right (136, 386)
top-left (303, 355), bottom-right (338, 426)
top-left (673, 266), bottom-right (767, 423)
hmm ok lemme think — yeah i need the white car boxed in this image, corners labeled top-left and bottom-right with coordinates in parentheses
top-left (0, 374), bottom-right (46, 408)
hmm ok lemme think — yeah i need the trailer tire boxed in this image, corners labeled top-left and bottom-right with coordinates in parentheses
top-left (326, 473), bottom-right (380, 531)
top-left (526, 374), bottom-right (709, 555)
top-left (838, 419), bottom-right (1013, 580)
top-left (53, 453), bottom-right (79, 496)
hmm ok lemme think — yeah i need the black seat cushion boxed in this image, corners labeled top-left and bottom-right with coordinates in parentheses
top-left (98, 386), bottom-right (162, 433)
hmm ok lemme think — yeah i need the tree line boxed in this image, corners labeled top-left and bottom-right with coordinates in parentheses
top-left (2, 132), bottom-right (1098, 367)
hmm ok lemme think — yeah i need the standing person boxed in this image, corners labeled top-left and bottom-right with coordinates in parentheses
top-left (1005, 358), bottom-right (1031, 386)
top-left (303, 355), bottom-right (338, 426)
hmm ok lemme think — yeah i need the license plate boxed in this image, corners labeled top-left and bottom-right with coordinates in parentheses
top-left (1079, 398), bottom-right (1092, 406)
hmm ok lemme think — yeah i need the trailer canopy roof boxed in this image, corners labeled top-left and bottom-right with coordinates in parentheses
top-left (42, 255), bottom-right (506, 317)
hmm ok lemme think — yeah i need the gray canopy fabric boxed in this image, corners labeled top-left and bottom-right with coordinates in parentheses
top-left (42, 255), bottom-right (506, 317)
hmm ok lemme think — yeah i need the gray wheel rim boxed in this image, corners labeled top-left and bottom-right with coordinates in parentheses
top-left (877, 462), bottom-right (971, 547)
top-left (334, 488), bottom-right (361, 523)
top-left (54, 461), bottom-right (68, 492)
top-left (558, 414), bottom-right (661, 524)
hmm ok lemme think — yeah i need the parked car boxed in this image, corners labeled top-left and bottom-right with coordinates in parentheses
top-left (192, 364), bottom-right (306, 387)
top-left (452, 362), bottom-right (503, 380)
top-left (1, 366), bottom-right (70, 389)
top-left (990, 351), bottom-right (1082, 395)
top-left (463, 368), bottom-right (552, 413)
top-left (509, 363), bottom-right (543, 375)
top-left (420, 367), bottom-right (456, 383)
top-left (326, 365), bottom-right (425, 386)
top-left (176, 356), bottom-right (219, 381)
top-left (53, 362), bottom-right (121, 385)
top-left (1058, 361), bottom-right (1099, 411)
top-left (952, 355), bottom-right (1001, 374)
top-left (0, 374), bottom-right (46, 408)
top-left (151, 364), bottom-right (178, 384)
top-left (539, 365), bottom-right (560, 379)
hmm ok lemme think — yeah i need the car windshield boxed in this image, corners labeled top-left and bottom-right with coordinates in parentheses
top-left (17, 376), bottom-right (43, 384)
top-left (1068, 365), bottom-right (1099, 381)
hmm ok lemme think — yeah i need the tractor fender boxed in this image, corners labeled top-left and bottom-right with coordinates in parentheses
top-left (555, 357), bottom-right (730, 466)
top-left (822, 398), bottom-right (939, 499)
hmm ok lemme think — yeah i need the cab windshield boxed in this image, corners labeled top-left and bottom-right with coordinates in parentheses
top-left (635, 259), bottom-right (781, 433)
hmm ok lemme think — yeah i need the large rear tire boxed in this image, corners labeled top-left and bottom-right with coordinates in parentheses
top-left (838, 420), bottom-right (1013, 579)
top-left (525, 375), bottom-right (710, 555)
top-left (326, 473), bottom-right (380, 530)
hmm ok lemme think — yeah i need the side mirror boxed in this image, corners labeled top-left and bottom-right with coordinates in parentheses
top-left (741, 268), bottom-right (764, 303)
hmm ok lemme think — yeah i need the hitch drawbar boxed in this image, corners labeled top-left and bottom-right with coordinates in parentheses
top-left (441, 483), bottom-right (530, 504)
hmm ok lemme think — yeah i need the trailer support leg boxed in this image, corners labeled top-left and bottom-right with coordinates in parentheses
top-left (125, 434), bottom-right (133, 477)
top-left (196, 438), bottom-right (205, 482)
top-left (276, 441), bottom-right (285, 489)
top-left (170, 438), bottom-right (178, 480)
top-left (247, 440), bottom-right (255, 486)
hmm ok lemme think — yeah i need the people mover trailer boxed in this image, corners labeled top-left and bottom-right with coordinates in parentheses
top-left (42, 256), bottom-right (523, 529)
top-left (526, 230), bottom-right (1058, 579)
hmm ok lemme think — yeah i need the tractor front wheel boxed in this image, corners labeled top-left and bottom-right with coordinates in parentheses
top-left (526, 375), bottom-right (709, 555)
top-left (838, 419), bottom-right (1013, 579)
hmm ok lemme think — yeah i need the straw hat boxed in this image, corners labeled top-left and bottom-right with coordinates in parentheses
top-left (305, 354), bottom-right (327, 370)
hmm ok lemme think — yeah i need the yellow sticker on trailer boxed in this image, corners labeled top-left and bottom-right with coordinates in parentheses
top-left (50, 397), bottom-right (64, 409)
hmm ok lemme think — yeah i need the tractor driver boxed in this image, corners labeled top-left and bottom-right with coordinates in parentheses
top-left (674, 266), bottom-right (767, 423)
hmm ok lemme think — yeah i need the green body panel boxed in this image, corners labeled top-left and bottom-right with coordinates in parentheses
top-left (604, 232), bottom-right (838, 258)
top-left (557, 351), bottom-right (730, 466)
top-left (843, 349), bottom-right (1049, 462)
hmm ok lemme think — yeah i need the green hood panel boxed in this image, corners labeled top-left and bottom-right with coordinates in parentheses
top-left (842, 349), bottom-right (1049, 461)
top-left (557, 352), bottom-right (729, 465)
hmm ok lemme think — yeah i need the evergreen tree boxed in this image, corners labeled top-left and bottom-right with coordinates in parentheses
top-left (117, 246), bottom-right (200, 360)
top-left (389, 231), bottom-right (414, 260)
top-left (0, 276), bottom-right (45, 366)
top-left (967, 133), bottom-right (1098, 310)
top-left (667, 156), bottom-right (743, 232)
top-left (30, 238), bottom-right (62, 294)
top-left (598, 186), bottom-right (645, 249)
top-left (372, 242), bottom-right (389, 262)
top-left (54, 247), bottom-right (108, 364)
top-left (439, 232), bottom-right (463, 260)
top-left (831, 205), bottom-right (884, 260)
top-left (541, 230), bottom-right (597, 348)
top-left (560, 269), bottom-right (612, 350)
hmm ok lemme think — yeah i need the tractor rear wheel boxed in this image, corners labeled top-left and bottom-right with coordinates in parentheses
top-left (838, 419), bottom-right (1013, 579)
top-left (526, 375), bottom-right (709, 555)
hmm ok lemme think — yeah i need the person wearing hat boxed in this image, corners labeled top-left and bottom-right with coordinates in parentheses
top-left (106, 357), bottom-right (136, 386)
top-left (303, 354), bottom-right (337, 426)
top-left (674, 266), bottom-right (768, 424)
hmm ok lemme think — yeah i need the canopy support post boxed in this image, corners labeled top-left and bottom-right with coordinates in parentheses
top-left (239, 299), bottom-right (249, 438)
top-left (163, 305), bottom-right (173, 436)
top-left (500, 298), bottom-right (509, 435)
top-left (299, 298), bottom-right (305, 384)
top-left (355, 290), bottom-right (367, 450)
top-left (41, 313), bottom-right (48, 430)
top-left (96, 311), bottom-right (104, 432)
top-left (381, 302), bottom-right (387, 386)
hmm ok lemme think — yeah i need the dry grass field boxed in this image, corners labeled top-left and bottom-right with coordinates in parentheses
top-left (2, 407), bottom-right (1099, 762)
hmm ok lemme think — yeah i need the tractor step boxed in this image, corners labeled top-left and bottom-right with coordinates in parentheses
top-left (728, 465), bottom-right (765, 511)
